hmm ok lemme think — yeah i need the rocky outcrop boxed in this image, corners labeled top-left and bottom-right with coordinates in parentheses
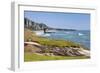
top-left (24, 18), bottom-right (49, 30)
top-left (25, 42), bottom-right (90, 57)
top-left (43, 47), bottom-right (90, 57)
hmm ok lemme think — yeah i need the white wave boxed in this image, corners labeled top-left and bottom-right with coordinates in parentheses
top-left (78, 33), bottom-right (84, 36)
top-left (34, 31), bottom-right (50, 37)
top-left (34, 31), bottom-right (44, 35)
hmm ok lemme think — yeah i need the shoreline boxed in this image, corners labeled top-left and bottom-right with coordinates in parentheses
top-left (33, 30), bottom-right (58, 35)
top-left (24, 29), bottom-right (90, 61)
top-left (33, 30), bottom-right (90, 49)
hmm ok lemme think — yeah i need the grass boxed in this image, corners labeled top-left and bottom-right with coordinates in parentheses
top-left (38, 39), bottom-right (81, 47)
top-left (24, 53), bottom-right (89, 62)
top-left (24, 28), bottom-right (89, 62)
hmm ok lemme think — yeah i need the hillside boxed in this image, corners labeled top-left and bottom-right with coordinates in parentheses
top-left (24, 29), bottom-right (90, 61)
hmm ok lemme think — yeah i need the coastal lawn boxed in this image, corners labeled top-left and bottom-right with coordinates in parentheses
top-left (24, 28), bottom-right (89, 61)
top-left (24, 53), bottom-right (89, 62)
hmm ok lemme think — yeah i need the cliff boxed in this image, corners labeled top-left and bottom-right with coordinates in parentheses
top-left (24, 18), bottom-right (49, 30)
top-left (24, 18), bottom-right (76, 31)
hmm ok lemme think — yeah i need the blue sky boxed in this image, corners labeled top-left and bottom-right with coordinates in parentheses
top-left (24, 11), bottom-right (90, 30)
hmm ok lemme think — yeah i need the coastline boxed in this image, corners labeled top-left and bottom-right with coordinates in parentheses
top-left (33, 30), bottom-right (90, 49)
top-left (34, 30), bottom-right (44, 35)
top-left (24, 29), bottom-right (90, 61)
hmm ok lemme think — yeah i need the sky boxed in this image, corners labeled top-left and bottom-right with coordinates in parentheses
top-left (24, 11), bottom-right (90, 30)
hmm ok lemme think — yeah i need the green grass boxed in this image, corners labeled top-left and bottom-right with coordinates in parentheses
top-left (37, 39), bottom-right (81, 47)
top-left (24, 29), bottom-right (89, 62)
top-left (24, 53), bottom-right (89, 62)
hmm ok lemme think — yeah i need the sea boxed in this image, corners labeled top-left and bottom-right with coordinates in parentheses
top-left (35, 30), bottom-right (90, 49)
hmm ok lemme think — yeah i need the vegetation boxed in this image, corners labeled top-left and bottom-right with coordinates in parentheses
top-left (24, 29), bottom-right (82, 48)
top-left (24, 53), bottom-right (88, 62)
top-left (24, 28), bottom-right (90, 62)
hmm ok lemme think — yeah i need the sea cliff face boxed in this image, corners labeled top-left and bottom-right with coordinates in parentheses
top-left (24, 18), bottom-right (49, 30)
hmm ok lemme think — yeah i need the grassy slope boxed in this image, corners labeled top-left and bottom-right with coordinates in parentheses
top-left (24, 53), bottom-right (88, 62)
top-left (24, 29), bottom-right (89, 62)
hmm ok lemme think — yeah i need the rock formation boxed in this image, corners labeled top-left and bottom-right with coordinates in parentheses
top-left (24, 18), bottom-right (76, 31)
top-left (24, 18), bottom-right (49, 30)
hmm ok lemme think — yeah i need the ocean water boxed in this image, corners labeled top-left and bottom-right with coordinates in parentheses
top-left (43, 30), bottom-right (90, 49)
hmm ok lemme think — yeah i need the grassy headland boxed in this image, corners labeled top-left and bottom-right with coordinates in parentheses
top-left (24, 28), bottom-right (90, 62)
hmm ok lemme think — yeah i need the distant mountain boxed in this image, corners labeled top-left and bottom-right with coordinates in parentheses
top-left (24, 18), bottom-right (76, 31)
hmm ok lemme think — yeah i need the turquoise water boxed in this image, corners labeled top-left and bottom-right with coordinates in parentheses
top-left (44, 30), bottom-right (90, 49)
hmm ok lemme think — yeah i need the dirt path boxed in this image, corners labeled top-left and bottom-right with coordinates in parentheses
top-left (25, 42), bottom-right (41, 46)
